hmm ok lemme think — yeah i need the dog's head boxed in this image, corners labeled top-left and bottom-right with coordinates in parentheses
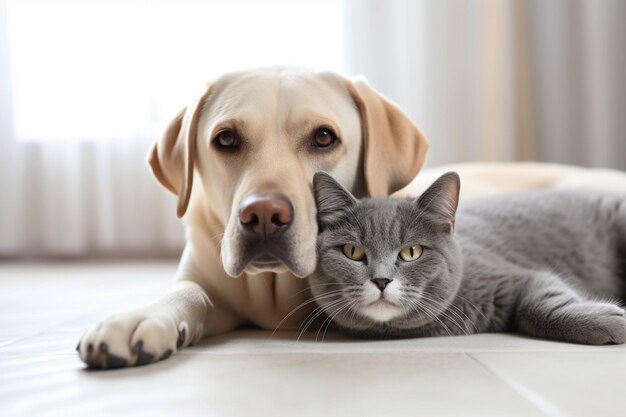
top-left (148, 68), bottom-right (428, 277)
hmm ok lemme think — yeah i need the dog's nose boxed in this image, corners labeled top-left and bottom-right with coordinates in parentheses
top-left (371, 278), bottom-right (392, 291)
top-left (239, 193), bottom-right (293, 237)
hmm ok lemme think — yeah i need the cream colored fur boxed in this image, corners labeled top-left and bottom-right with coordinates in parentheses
top-left (78, 68), bottom-right (626, 368)
top-left (78, 68), bottom-right (428, 367)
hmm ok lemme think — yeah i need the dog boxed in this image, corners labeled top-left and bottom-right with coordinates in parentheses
top-left (77, 67), bottom-right (429, 368)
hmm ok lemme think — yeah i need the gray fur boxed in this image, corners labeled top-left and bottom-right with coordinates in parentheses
top-left (310, 171), bottom-right (626, 344)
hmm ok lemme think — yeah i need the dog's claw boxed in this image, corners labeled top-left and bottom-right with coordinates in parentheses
top-left (177, 327), bottom-right (186, 348)
top-left (160, 349), bottom-right (173, 361)
top-left (136, 351), bottom-right (154, 366)
top-left (104, 352), bottom-right (129, 369)
top-left (133, 341), bottom-right (154, 366)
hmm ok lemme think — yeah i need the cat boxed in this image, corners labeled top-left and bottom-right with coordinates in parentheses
top-left (308, 171), bottom-right (626, 344)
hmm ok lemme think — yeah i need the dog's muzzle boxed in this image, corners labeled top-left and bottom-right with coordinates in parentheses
top-left (238, 193), bottom-right (296, 269)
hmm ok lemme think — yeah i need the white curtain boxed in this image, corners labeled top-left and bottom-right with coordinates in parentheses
top-left (1, 0), bottom-right (625, 257)
top-left (0, 0), bottom-right (343, 257)
top-left (0, 139), bottom-right (185, 257)
top-left (0, 1), bottom-right (182, 257)
top-left (343, 0), bottom-right (626, 169)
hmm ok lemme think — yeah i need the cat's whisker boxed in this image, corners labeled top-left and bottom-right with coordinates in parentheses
top-left (405, 299), bottom-right (455, 337)
top-left (421, 296), bottom-right (472, 336)
top-left (295, 305), bottom-right (329, 342)
top-left (443, 305), bottom-right (476, 334)
top-left (406, 301), bottom-right (445, 334)
top-left (317, 300), bottom-right (354, 342)
top-left (316, 302), bottom-right (342, 342)
top-left (297, 302), bottom-right (342, 343)
top-left (405, 302), bottom-right (431, 333)
top-left (322, 300), bottom-right (358, 342)
top-left (270, 290), bottom-right (345, 339)
top-left (398, 301), bottom-right (417, 331)
top-left (349, 299), bottom-right (362, 329)
top-left (404, 300), bottom-right (440, 334)
top-left (314, 299), bottom-right (344, 341)
top-left (415, 293), bottom-right (473, 335)
top-left (448, 302), bottom-right (480, 333)
top-left (296, 298), bottom-right (347, 343)
top-left (423, 309), bottom-right (455, 337)
top-left (422, 282), bottom-right (489, 324)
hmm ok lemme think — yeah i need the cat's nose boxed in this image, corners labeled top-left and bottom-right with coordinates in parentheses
top-left (371, 278), bottom-right (392, 291)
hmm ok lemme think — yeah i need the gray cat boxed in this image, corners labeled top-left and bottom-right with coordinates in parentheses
top-left (308, 171), bottom-right (626, 344)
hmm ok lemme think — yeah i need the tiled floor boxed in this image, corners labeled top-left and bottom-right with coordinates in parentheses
top-left (1, 262), bottom-right (624, 417)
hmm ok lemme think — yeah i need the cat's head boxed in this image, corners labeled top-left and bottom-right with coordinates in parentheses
top-left (310, 171), bottom-right (463, 336)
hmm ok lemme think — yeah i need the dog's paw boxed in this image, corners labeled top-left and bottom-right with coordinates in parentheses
top-left (77, 311), bottom-right (188, 369)
top-left (559, 302), bottom-right (626, 345)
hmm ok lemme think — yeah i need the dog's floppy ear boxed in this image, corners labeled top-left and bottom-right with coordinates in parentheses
top-left (344, 78), bottom-right (429, 197)
top-left (147, 84), bottom-right (212, 218)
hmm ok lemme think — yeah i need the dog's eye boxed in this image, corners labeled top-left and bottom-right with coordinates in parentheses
top-left (313, 128), bottom-right (337, 148)
top-left (399, 245), bottom-right (423, 262)
top-left (215, 131), bottom-right (239, 149)
top-left (342, 244), bottom-right (365, 261)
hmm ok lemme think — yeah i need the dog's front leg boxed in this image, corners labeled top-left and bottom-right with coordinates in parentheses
top-left (77, 270), bottom-right (241, 369)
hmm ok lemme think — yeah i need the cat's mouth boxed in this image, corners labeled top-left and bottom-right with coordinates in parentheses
top-left (360, 297), bottom-right (403, 322)
top-left (367, 297), bottom-right (398, 307)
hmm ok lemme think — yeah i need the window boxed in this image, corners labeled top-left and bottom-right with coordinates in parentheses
top-left (5, 0), bottom-right (344, 141)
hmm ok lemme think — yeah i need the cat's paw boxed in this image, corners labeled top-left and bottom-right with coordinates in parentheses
top-left (560, 302), bottom-right (626, 345)
top-left (77, 311), bottom-right (187, 369)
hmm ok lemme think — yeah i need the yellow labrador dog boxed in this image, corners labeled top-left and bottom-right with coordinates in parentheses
top-left (77, 67), bottom-right (429, 368)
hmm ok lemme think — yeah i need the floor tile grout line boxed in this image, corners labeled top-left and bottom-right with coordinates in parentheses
top-left (466, 353), bottom-right (570, 417)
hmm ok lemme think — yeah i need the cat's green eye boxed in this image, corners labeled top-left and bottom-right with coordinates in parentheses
top-left (399, 245), bottom-right (423, 262)
top-left (342, 244), bottom-right (365, 261)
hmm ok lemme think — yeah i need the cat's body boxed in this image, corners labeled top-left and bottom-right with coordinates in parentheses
top-left (310, 172), bottom-right (626, 344)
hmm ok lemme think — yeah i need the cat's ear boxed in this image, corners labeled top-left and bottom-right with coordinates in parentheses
top-left (313, 172), bottom-right (357, 223)
top-left (416, 172), bottom-right (460, 233)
